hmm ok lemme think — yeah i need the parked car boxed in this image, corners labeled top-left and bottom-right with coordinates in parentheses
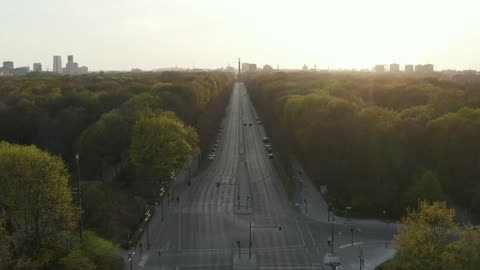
top-left (249, 122), bottom-right (253, 126)
top-left (243, 122), bottom-right (247, 126)
top-left (257, 121), bottom-right (262, 125)
top-left (208, 153), bottom-right (215, 160)
top-left (268, 153), bottom-right (274, 159)
top-left (262, 137), bottom-right (269, 143)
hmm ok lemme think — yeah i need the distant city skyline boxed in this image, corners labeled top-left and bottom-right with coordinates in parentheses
top-left (2, 0), bottom-right (480, 71)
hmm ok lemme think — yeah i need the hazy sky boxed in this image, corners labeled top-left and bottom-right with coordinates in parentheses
top-left (2, 0), bottom-right (480, 71)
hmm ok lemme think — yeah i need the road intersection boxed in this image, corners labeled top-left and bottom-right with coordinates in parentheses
top-left (125, 82), bottom-right (396, 270)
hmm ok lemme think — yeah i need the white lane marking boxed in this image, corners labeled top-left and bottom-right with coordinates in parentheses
top-left (138, 254), bottom-right (149, 266)
top-left (296, 220), bottom-right (306, 247)
top-left (163, 240), bottom-right (170, 252)
top-left (306, 223), bottom-right (316, 247)
top-left (178, 214), bottom-right (181, 251)
top-left (339, 241), bottom-right (364, 249)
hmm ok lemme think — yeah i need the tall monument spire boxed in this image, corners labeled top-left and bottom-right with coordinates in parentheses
top-left (238, 58), bottom-right (241, 77)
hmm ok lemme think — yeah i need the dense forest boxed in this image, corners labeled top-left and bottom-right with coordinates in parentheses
top-left (245, 72), bottom-right (480, 218)
top-left (0, 71), bottom-right (234, 269)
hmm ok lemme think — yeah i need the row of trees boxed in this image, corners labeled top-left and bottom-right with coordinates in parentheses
top-left (245, 72), bottom-right (480, 218)
top-left (0, 71), bottom-right (234, 267)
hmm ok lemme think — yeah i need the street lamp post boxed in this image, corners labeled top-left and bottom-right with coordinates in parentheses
top-left (237, 241), bottom-right (241, 259)
top-left (358, 247), bottom-right (364, 270)
top-left (161, 199), bottom-right (164, 222)
top-left (304, 199), bottom-right (308, 215)
top-left (249, 221), bottom-right (252, 259)
top-left (345, 206), bottom-right (352, 223)
top-left (351, 227), bottom-right (354, 246)
top-left (144, 206), bottom-right (151, 250)
top-left (330, 214), bottom-right (335, 254)
top-left (328, 206), bottom-right (331, 222)
top-left (127, 246), bottom-right (135, 270)
top-left (383, 210), bottom-right (388, 248)
top-left (75, 153), bottom-right (83, 242)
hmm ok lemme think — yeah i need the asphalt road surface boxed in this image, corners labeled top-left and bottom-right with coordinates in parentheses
top-left (128, 82), bottom-right (395, 270)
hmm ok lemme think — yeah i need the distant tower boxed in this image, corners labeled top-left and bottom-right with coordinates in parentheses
top-left (238, 58), bottom-right (241, 77)
top-left (53, 56), bottom-right (62, 73)
top-left (33, 63), bottom-right (42, 72)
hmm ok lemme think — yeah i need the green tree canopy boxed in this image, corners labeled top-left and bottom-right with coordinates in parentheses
top-left (129, 112), bottom-right (198, 179)
top-left (442, 226), bottom-right (480, 270)
top-left (406, 170), bottom-right (445, 206)
top-left (0, 141), bottom-right (77, 267)
top-left (393, 201), bottom-right (457, 270)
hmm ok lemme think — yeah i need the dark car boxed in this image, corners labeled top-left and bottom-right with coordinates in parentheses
top-left (268, 153), bottom-right (274, 159)
top-left (262, 137), bottom-right (269, 143)
top-left (249, 122), bottom-right (252, 126)
top-left (243, 122), bottom-right (247, 126)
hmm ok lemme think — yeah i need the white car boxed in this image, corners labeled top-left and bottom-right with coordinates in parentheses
top-left (208, 154), bottom-right (215, 160)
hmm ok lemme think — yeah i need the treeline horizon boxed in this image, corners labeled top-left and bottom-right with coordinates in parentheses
top-left (245, 72), bottom-right (480, 219)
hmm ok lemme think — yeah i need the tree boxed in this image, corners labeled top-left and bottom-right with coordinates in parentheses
top-left (77, 109), bottom-right (130, 180)
top-left (54, 230), bottom-right (123, 270)
top-left (55, 250), bottom-right (96, 270)
top-left (392, 201), bottom-right (457, 270)
top-left (442, 226), bottom-right (480, 270)
top-left (406, 170), bottom-right (445, 207)
top-left (129, 112), bottom-right (198, 192)
top-left (0, 141), bottom-right (78, 267)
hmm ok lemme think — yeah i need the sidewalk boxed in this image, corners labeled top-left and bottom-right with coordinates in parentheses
top-left (120, 160), bottom-right (198, 269)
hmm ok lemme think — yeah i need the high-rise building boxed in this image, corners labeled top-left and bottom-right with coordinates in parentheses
top-left (390, 63), bottom-right (400, 72)
top-left (405, 65), bottom-right (414, 72)
top-left (263, 64), bottom-right (273, 71)
top-left (375, 65), bottom-right (385, 72)
top-left (53, 56), bottom-right (62, 73)
top-left (241, 63), bottom-right (257, 73)
top-left (424, 64), bottom-right (434, 72)
top-left (3, 61), bottom-right (14, 74)
top-left (59, 55), bottom-right (88, 75)
top-left (33, 63), bottom-right (42, 72)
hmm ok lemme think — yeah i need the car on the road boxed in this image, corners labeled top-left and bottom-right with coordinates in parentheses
top-left (249, 122), bottom-right (252, 126)
top-left (334, 265), bottom-right (345, 270)
top-left (257, 121), bottom-right (262, 125)
top-left (268, 153), bottom-right (274, 159)
top-left (262, 137), bottom-right (269, 143)
top-left (243, 122), bottom-right (247, 126)
top-left (266, 147), bottom-right (272, 153)
top-left (208, 153), bottom-right (215, 160)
